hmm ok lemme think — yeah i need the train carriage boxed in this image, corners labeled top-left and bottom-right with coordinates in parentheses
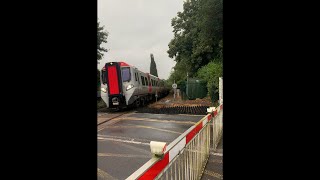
top-left (100, 61), bottom-right (169, 109)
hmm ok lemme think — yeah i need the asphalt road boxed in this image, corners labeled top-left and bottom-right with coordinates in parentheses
top-left (97, 112), bottom-right (205, 180)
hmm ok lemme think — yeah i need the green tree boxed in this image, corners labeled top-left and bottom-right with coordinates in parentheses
top-left (167, 0), bottom-right (223, 93)
top-left (97, 20), bottom-right (108, 93)
top-left (193, 0), bottom-right (223, 61)
top-left (196, 60), bottom-right (222, 99)
top-left (150, 54), bottom-right (159, 77)
top-left (167, 0), bottom-right (223, 79)
top-left (97, 21), bottom-right (108, 61)
top-left (167, 58), bottom-right (192, 85)
top-left (167, 0), bottom-right (200, 75)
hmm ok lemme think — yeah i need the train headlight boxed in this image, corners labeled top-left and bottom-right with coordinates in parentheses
top-left (101, 87), bottom-right (107, 93)
top-left (126, 84), bottom-right (134, 91)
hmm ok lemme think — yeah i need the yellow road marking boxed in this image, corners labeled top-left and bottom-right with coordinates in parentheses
top-left (97, 112), bottom-right (134, 132)
top-left (97, 137), bottom-right (150, 146)
top-left (105, 125), bottom-right (182, 135)
top-left (98, 153), bottom-right (150, 158)
top-left (98, 112), bottom-right (197, 132)
top-left (116, 117), bottom-right (196, 124)
top-left (98, 119), bottom-right (122, 132)
top-left (112, 141), bottom-right (151, 155)
top-left (176, 114), bottom-right (205, 116)
top-left (97, 134), bottom-right (151, 143)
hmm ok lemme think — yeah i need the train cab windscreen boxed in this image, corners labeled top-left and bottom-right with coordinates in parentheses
top-left (121, 67), bottom-right (131, 82)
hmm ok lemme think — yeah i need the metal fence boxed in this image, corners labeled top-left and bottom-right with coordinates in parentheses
top-left (155, 120), bottom-right (211, 180)
top-left (126, 104), bottom-right (223, 180)
top-left (212, 105), bottom-right (223, 151)
top-left (178, 79), bottom-right (208, 100)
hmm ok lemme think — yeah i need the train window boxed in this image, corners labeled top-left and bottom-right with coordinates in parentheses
top-left (135, 72), bottom-right (138, 81)
top-left (121, 67), bottom-right (131, 82)
top-left (141, 76), bottom-right (145, 85)
top-left (101, 68), bottom-right (107, 84)
top-left (145, 77), bottom-right (148, 86)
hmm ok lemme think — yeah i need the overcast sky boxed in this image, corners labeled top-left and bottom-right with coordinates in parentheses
top-left (98, 0), bottom-right (184, 79)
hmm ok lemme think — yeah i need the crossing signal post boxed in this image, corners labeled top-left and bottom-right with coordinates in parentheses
top-left (172, 81), bottom-right (177, 101)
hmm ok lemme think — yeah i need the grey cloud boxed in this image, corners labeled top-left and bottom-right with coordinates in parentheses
top-left (98, 0), bottom-right (183, 79)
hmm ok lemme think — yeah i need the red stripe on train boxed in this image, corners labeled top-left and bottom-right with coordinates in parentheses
top-left (107, 66), bottom-right (120, 95)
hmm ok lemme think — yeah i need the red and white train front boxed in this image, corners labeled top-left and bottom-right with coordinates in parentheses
top-left (100, 61), bottom-right (168, 109)
top-left (100, 62), bottom-right (128, 108)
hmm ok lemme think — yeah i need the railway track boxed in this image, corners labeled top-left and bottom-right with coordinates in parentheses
top-left (98, 105), bottom-right (209, 127)
top-left (97, 111), bottom-right (133, 126)
top-left (135, 106), bottom-right (209, 115)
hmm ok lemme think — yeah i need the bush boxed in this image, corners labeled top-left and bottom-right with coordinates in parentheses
top-left (196, 59), bottom-right (222, 100)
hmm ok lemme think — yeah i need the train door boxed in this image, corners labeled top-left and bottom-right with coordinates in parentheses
top-left (147, 74), bottom-right (152, 93)
top-left (133, 70), bottom-right (140, 95)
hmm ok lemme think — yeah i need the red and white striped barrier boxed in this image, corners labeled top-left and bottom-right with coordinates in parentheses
top-left (126, 104), bottom-right (223, 180)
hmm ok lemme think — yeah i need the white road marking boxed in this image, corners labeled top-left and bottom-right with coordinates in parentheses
top-left (98, 137), bottom-right (150, 146)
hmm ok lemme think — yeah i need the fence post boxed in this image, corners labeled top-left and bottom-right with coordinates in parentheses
top-left (219, 77), bottom-right (223, 105)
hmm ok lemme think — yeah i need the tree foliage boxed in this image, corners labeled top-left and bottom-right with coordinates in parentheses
top-left (97, 20), bottom-right (108, 92)
top-left (167, 0), bottom-right (223, 96)
top-left (167, 58), bottom-right (192, 85)
top-left (167, 0), bottom-right (222, 77)
top-left (150, 54), bottom-right (159, 77)
top-left (196, 60), bottom-right (222, 98)
top-left (97, 21), bottom-right (108, 61)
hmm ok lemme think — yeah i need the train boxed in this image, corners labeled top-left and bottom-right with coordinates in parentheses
top-left (100, 61), bottom-right (169, 109)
